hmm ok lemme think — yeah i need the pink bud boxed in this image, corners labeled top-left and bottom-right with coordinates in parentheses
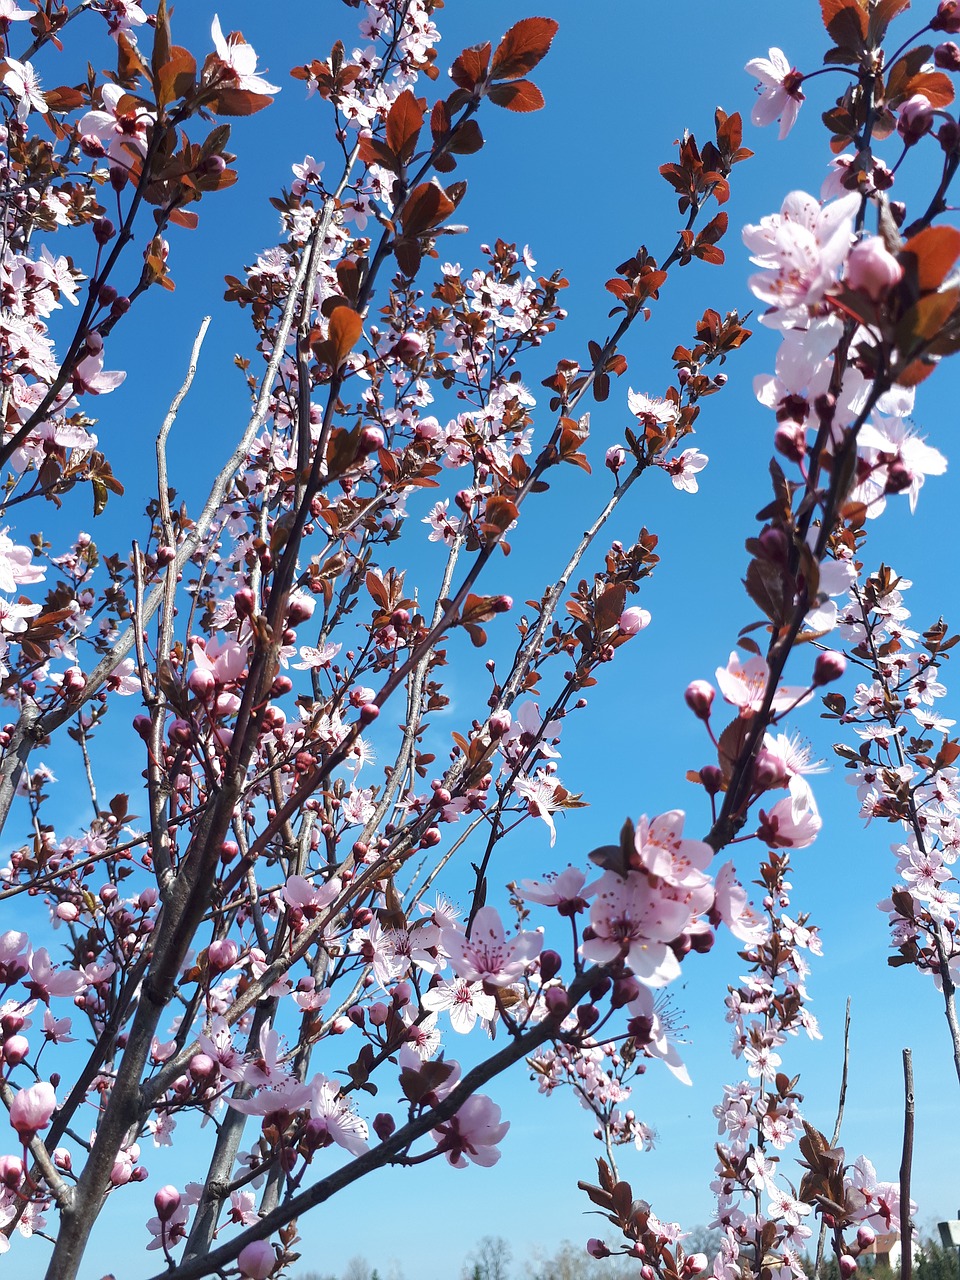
top-left (188, 667), bottom-right (216, 698)
top-left (56, 902), bottom-right (79, 923)
top-left (686, 1255), bottom-right (708, 1276)
top-left (373, 1112), bottom-right (396, 1141)
top-left (543, 986), bottom-right (570, 1017)
top-left (238, 1240), bottom-right (276, 1280)
top-left (3, 1035), bottom-right (29, 1066)
top-left (358, 702), bottom-right (379, 725)
top-left (0, 1155), bottom-right (23, 1187)
top-left (839, 1256), bottom-right (858, 1279)
top-left (207, 938), bottom-right (239, 973)
top-left (539, 950), bottom-right (562, 982)
top-left (358, 426), bottom-right (385, 454)
top-left (857, 1225), bottom-right (876, 1250)
top-left (844, 236), bottom-right (904, 301)
top-left (605, 445), bottom-right (626, 472)
top-left (685, 679), bottom-right (715, 720)
top-left (587, 1240), bottom-right (611, 1260)
top-left (898, 94), bottom-right (935, 144)
top-left (813, 650), bottom-right (847, 685)
top-left (154, 1185), bottom-right (181, 1222)
top-left (619, 606), bottom-right (650, 635)
top-left (933, 1), bottom-right (960, 34)
top-left (9, 1081), bottom-right (56, 1137)
top-left (935, 41), bottom-right (960, 69)
top-left (189, 1053), bottom-right (218, 1083)
top-left (488, 710), bottom-right (511, 739)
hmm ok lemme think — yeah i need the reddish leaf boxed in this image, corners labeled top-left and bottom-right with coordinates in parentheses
top-left (819, 0), bottom-right (867, 36)
top-left (328, 307), bottom-right (364, 366)
top-left (481, 496), bottom-right (519, 539)
top-left (43, 85), bottom-right (85, 112)
top-left (490, 17), bottom-right (559, 80)
top-left (447, 118), bottom-right (484, 154)
top-left (385, 89), bottom-right (424, 164)
top-left (157, 47), bottom-right (196, 107)
top-left (151, 0), bottom-right (172, 87)
top-left (902, 225), bottom-right (960, 291)
top-left (488, 80), bottom-right (545, 112)
top-left (901, 69), bottom-right (954, 108)
top-left (168, 208), bottom-right (199, 229)
top-left (399, 181), bottom-right (456, 237)
top-left (207, 87), bottom-right (273, 116)
top-left (450, 42), bottom-right (490, 91)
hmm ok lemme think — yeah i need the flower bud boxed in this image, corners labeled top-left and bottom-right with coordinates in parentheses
top-left (684, 680), bottom-right (715, 720)
top-left (188, 667), bottom-right (216, 698)
top-left (898, 94), bottom-right (935, 145)
top-left (605, 445), bottom-right (626, 472)
top-left (539, 950), bottom-right (562, 982)
top-left (933, 1), bottom-right (960, 34)
top-left (9, 1081), bottom-right (56, 1137)
top-left (753, 748), bottom-right (789, 791)
top-left (0, 1155), bottom-right (23, 1187)
top-left (857, 1225), bottom-right (877, 1250)
top-left (813, 650), bottom-right (847, 686)
top-left (839, 1257), bottom-right (858, 1279)
top-left (358, 702), bottom-right (379, 725)
top-left (619, 606), bottom-right (650, 635)
top-left (154, 1185), bottom-right (181, 1222)
top-left (587, 1240), bottom-right (611, 1260)
top-left (373, 1112), bottom-right (396, 1141)
top-left (3, 1034), bottom-right (29, 1066)
top-left (238, 1240), bottom-right (276, 1280)
top-left (845, 236), bottom-right (904, 301)
top-left (935, 40), bottom-right (960, 70)
top-left (93, 217), bottom-right (115, 245)
top-left (488, 710), bottom-right (511, 739)
top-left (543, 986), bottom-right (571, 1018)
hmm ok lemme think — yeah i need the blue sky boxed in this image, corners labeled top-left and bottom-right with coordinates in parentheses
top-left (10, 1), bottom-right (960, 1277)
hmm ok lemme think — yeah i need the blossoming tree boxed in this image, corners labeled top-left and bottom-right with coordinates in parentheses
top-left (0, 1), bottom-right (959, 1279)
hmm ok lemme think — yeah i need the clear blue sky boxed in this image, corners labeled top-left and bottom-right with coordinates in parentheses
top-left (11, 2), bottom-right (960, 1277)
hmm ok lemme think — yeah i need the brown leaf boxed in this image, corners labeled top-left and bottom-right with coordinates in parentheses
top-left (490, 17), bottom-right (559, 81)
top-left (450, 42), bottom-right (490, 91)
top-left (328, 307), bottom-right (364, 366)
top-left (386, 89), bottom-right (424, 164)
top-left (488, 80), bottom-right (545, 112)
top-left (902, 224), bottom-right (960, 291)
top-left (399, 181), bottom-right (456, 237)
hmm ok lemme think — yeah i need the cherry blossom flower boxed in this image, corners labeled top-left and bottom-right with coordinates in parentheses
top-left (627, 389), bottom-right (679, 428)
top-left (308, 1075), bottom-right (369, 1154)
top-left (1, 58), bottom-right (45, 120)
top-left (715, 651), bottom-right (812, 715)
top-left (77, 83), bottom-right (154, 165)
top-left (442, 906), bottom-right (542, 987)
top-left (627, 985), bottom-right (691, 1084)
top-left (757, 776), bottom-right (822, 848)
top-left (421, 977), bottom-right (496, 1033)
top-left (581, 871), bottom-right (694, 987)
top-left (745, 48), bottom-right (805, 139)
top-left (210, 16), bottom-right (280, 94)
top-left (519, 866), bottom-right (593, 914)
top-left (743, 191), bottom-right (859, 325)
top-left (228, 1078), bottom-right (312, 1118)
top-left (431, 1092), bottom-right (509, 1167)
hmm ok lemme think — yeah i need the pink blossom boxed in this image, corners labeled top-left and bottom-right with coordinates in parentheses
top-left (714, 862), bottom-right (771, 944)
top-left (519, 866), bottom-right (593, 914)
top-left (1, 58), bottom-right (45, 120)
top-left (757, 776), bottom-right (822, 848)
top-left (237, 1240), bottom-right (276, 1280)
top-left (745, 48), bottom-right (804, 139)
top-left (627, 389), bottom-right (679, 427)
top-left (619, 605), bottom-right (651, 634)
top-left (627, 985), bottom-right (691, 1085)
top-left (431, 1092), bottom-right (509, 1167)
top-left (210, 16), bottom-right (280, 95)
top-left (442, 906), bottom-right (542, 987)
top-left (633, 811), bottom-right (712, 887)
top-left (9, 1081), bottom-right (56, 1137)
top-left (421, 977), bottom-right (496, 1033)
top-left (715, 651), bottom-right (812, 715)
top-left (743, 191), bottom-right (859, 324)
top-left (308, 1074), bottom-right (369, 1154)
top-left (581, 871), bottom-right (693, 987)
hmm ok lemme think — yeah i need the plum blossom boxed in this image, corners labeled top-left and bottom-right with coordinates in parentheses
top-left (715, 651), bottom-right (812, 714)
top-left (743, 191), bottom-right (859, 326)
top-left (9, 1081), bottom-right (56, 1137)
top-left (627, 985), bottom-right (691, 1084)
top-left (431, 1093), bottom-right (509, 1167)
top-left (422, 977), bottom-right (496, 1033)
top-left (211, 16), bottom-right (280, 94)
top-left (627, 389), bottom-right (678, 428)
top-left (581, 871), bottom-right (694, 987)
top-left (442, 906), bottom-right (542, 987)
top-left (1, 58), bottom-right (45, 120)
top-left (308, 1075), bottom-right (369, 1154)
top-left (661, 448), bottom-right (708, 492)
top-left (758, 776), bottom-right (822, 849)
top-left (745, 48), bottom-right (804, 139)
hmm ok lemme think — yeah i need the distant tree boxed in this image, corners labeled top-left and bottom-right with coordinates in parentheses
top-left (464, 1236), bottom-right (513, 1280)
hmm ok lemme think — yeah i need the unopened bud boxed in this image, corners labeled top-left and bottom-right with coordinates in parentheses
top-left (684, 680), bottom-right (715, 720)
top-left (813, 650), bottom-right (847, 685)
top-left (845, 235), bottom-right (904, 301)
top-left (154, 1184), bottom-right (181, 1222)
top-left (539, 950), bottom-right (562, 982)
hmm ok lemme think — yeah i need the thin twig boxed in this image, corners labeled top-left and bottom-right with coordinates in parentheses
top-left (900, 1047), bottom-right (915, 1280)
